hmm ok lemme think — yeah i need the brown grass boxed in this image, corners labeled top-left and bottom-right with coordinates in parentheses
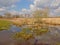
top-left (0, 18), bottom-right (60, 26)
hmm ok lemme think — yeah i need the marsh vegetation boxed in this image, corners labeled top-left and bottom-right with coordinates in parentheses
top-left (0, 8), bottom-right (60, 45)
top-left (0, 20), bottom-right (12, 31)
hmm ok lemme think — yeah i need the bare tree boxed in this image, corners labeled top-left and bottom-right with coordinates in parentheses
top-left (4, 12), bottom-right (12, 18)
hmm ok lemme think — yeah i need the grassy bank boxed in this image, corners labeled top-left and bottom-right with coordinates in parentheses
top-left (0, 20), bottom-right (12, 31)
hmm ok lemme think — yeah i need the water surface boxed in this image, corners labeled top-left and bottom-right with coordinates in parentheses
top-left (0, 25), bottom-right (60, 45)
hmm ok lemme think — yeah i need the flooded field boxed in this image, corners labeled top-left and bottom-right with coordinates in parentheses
top-left (0, 0), bottom-right (60, 44)
top-left (0, 24), bottom-right (60, 45)
top-left (0, 25), bottom-right (21, 45)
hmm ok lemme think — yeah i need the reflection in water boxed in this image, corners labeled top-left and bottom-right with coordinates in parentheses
top-left (9, 25), bottom-right (22, 32)
top-left (0, 25), bottom-right (60, 45)
top-left (0, 25), bottom-right (21, 45)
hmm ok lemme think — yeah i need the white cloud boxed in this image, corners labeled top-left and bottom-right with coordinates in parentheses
top-left (53, 7), bottom-right (60, 16)
top-left (33, 0), bottom-right (60, 8)
top-left (29, 0), bottom-right (60, 16)
top-left (50, 0), bottom-right (60, 9)
top-left (0, 0), bottom-right (19, 7)
top-left (30, 4), bottom-right (36, 11)
top-left (9, 10), bottom-right (19, 15)
top-left (0, 0), bottom-right (20, 11)
top-left (34, 0), bottom-right (50, 7)
top-left (0, 0), bottom-right (60, 16)
top-left (0, 0), bottom-right (20, 15)
top-left (11, 5), bottom-right (16, 8)
top-left (18, 0), bottom-right (60, 17)
top-left (21, 8), bottom-right (27, 12)
top-left (55, 7), bottom-right (60, 13)
top-left (0, 8), bottom-right (6, 11)
top-left (21, 8), bottom-right (31, 14)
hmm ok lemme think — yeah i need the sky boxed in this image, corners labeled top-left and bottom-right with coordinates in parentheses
top-left (0, 0), bottom-right (60, 17)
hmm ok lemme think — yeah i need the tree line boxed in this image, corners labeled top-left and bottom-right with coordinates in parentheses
top-left (0, 8), bottom-right (49, 19)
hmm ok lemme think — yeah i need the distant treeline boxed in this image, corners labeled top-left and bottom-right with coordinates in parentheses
top-left (0, 12), bottom-right (34, 19)
top-left (0, 13), bottom-right (23, 18)
top-left (1, 8), bottom-right (59, 18)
